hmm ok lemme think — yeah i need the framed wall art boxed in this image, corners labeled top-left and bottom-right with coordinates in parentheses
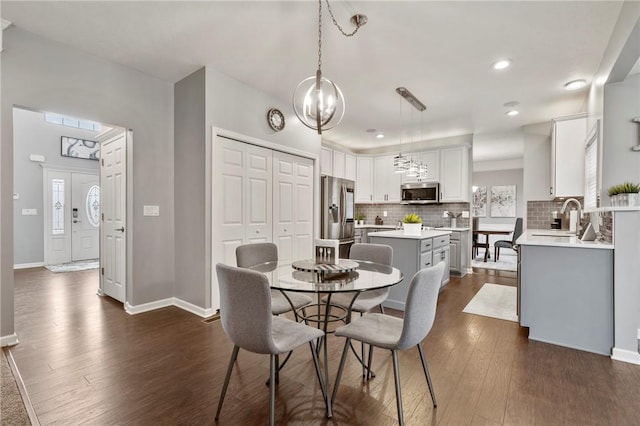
top-left (490, 185), bottom-right (516, 217)
top-left (61, 136), bottom-right (100, 160)
top-left (472, 186), bottom-right (487, 217)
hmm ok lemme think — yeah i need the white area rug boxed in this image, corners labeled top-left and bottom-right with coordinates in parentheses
top-left (471, 252), bottom-right (517, 271)
top-left (463, 283), bottom-right (518, 322)
top-left (45, 259), bottom-right (99, 273)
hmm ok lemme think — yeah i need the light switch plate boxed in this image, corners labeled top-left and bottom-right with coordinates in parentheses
top-left (143, 205), bottom-right (160, 216)
top-left (461, 211), bottom-right (470, 218)
top-left (29, 154), bottom-right (45, 162)
top-left (22, 208), bottom-right (37, 216)
top-left (13, 193), bottom-right (19, 200)
top-left (383, 211), bottom-right (388, 217)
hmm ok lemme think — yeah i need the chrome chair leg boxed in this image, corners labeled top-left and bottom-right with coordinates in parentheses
top-left (417, 344), bottom-right (437, 407)
top-left (269, 354), bottom-right (276, 426)
top-left (391, 350), bottom-right (405, 426)
top-left (215, 344), bottom-right (240, 421)
top-left (309, 341), bottom-right (332, 418)
top-left (331, 338), bottom-right (351, 404)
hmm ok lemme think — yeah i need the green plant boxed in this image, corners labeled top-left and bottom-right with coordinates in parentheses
top-left (402, 213), bottom-right (422, 224)
top-left (608, 182), bottom-right (640, 196)
top-left (354, 213), bottom-right (366, 221)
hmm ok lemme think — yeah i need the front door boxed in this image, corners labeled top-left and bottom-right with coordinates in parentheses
top-left (71, 173), bottom-right (100, 261)
top-left (100, 131), bottom-right (127, 303)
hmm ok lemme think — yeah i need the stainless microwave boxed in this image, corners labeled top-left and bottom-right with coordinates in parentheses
top-left (401, 182), bottom-right (440, 204)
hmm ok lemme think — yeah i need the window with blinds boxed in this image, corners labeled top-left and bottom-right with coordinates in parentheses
top-left (584, 121), bottom-right (599, 210)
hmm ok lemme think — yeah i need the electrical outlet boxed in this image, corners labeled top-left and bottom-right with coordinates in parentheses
top-left (383, 211), bottom-right (388, 217)
top-left (442, 211), bottom-right (449, 218)
top-left (461, 211), bottom-right (470, 218)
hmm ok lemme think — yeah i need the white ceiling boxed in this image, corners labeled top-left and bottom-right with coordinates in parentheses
top-left (2, 1), bottom-right (624, 162)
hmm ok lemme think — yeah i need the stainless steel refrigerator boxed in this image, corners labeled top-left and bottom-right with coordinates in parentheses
top-left (321, 176), bottom-right (355, 259)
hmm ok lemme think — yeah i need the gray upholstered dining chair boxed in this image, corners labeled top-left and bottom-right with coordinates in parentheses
top-left (236, 243), bottom-right (312, 317)
top-left (215, 263), bottom-right (329, 425)
top-left (321, 243), bottom-right (393, 378)
top-left (325, 243), bottom-right (393, 314)
top-left (332, 262), bottom-right (446, 426)
top-left (494, 218), bottom-right (523, 261)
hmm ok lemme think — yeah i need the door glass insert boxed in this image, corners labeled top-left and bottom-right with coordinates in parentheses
top-left (52, 178), bottom-right (65, 234)
top-left (86, 185), bottom-right (100, 227)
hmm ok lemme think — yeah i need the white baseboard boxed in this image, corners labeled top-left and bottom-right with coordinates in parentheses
top-left (0, 333), bottom-right (19, 347)
top-left (173, 298), bottom-right (216, 318)
top-left (125, 298), bottom-right (173, 315)
top-left (125, 297), bottom-right (213, 318)
top-left (14, 262), bottom-right (44, 270)
top-left (611, 347), bottom-right (640, 365)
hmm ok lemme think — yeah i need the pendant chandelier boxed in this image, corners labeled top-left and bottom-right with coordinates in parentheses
top-left (394, 97), bottom-right (409, 172)
top-left (394, 87), bottom-right (428, 178)
top-left (292, 0), bottom-right (367, 134)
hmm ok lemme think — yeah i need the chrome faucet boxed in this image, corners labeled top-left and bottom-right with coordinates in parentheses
top-left (560, 198), bottom-right (582, 234)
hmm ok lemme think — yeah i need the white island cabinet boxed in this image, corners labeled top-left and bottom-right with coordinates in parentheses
top-left (369, 229), bottom-right (451, 311)
top-left (517, 230), bottom-right (614, 355)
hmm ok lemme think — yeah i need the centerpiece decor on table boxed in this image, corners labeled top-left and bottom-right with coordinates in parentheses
top-left (402, 213), bottom-right (423, 236)
top-left (608, 182), bottom-right (640, 207)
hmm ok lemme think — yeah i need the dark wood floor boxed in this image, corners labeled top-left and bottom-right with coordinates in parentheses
top-left (9, 266), bottom-right (640, 425)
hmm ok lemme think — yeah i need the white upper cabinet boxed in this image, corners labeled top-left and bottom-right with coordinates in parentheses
top-left (344, 153), bottom-right (356, 182)
top-left (332, 150), bottom-right (345, 178)
top-left (320, 146), bottom-right (332, 176)
top-left (440, 146), bottom-right (469, 202)
top-left (373, 155), bottom-right (402, 203)
top-left (550, 115), bottom-right (587, 199)
top-left (355, 156), bottom-right (374, 203)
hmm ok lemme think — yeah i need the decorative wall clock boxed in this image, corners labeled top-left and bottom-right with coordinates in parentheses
top-left (267, 108), bottom-right (285, 132)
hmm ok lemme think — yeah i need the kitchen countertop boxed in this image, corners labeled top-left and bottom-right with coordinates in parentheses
top-left (368, 229), bottom-right (452, 240)
top-left (516, 229), bottom-right (614, 250)
top-left (355, 224), bottom-right (397, 229)
top-left (436, 227), bottom-right (471, 231)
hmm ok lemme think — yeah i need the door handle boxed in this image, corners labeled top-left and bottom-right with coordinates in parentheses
top-left (73, 220), bottom-right (82, 223)
top-left (115, 227), bottom-right (125, 232)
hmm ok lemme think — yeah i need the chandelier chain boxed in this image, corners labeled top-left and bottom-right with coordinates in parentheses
top-left (317, 0), bottom-right (322, 70)
top-left (325, 0), bottom-right (363, 37)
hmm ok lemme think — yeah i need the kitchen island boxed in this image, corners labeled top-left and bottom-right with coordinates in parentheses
top-left (369, 229), bottom-right (452, 311)
top-left (516, 229), bottom-right (614, 355)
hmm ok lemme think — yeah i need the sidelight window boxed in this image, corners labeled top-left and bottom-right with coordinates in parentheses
top-left (52, 179), bottom-right (65, 234)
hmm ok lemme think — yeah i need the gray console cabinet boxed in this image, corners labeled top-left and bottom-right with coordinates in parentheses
top-left (519, 244), bottom-right (613, 355)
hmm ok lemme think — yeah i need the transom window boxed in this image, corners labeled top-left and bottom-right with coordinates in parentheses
top-left (45, 112), bottom-right (102, 132)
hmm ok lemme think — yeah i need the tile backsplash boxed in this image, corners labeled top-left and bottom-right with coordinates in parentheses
top-left (526, 199), bottom-right (588, 230)
top-left (355, 203), bottom-right (471, 228)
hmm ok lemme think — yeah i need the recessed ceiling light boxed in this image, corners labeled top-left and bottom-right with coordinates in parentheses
top-left (492, 59), bottom-right (512, 70)
top-left (503, 101), bottom-right (520, 108)
top-left (506, 110), bottom-right (519, 117)
top-left (564, 79), bottom-right (588, 90)
top-left (376, 133), bottom-right (384, 139)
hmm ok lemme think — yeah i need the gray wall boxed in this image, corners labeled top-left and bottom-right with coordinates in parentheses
top-left (602, 74), bottom-right (640, 203)
top-left (174, 68), bottom-right (206, 307)
top-left (2, 27), bottom-right (175, 339)
top-left (13, 108), bottom-right (99, 265)
top-left (472, 168), bottom-right (524, 225)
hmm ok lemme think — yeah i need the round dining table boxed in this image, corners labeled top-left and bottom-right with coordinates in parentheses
top-left (249, 258), bottom-right (403, 415)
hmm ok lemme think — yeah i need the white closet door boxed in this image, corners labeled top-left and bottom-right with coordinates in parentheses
top-left (293, 156), bottom-right (314, 261)
top-left (214, 136), bottom-right (272, 266)
top-left (273, 152), bottom-right (296, 264)
top-left (273, 152), bottom-right (314, 265)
